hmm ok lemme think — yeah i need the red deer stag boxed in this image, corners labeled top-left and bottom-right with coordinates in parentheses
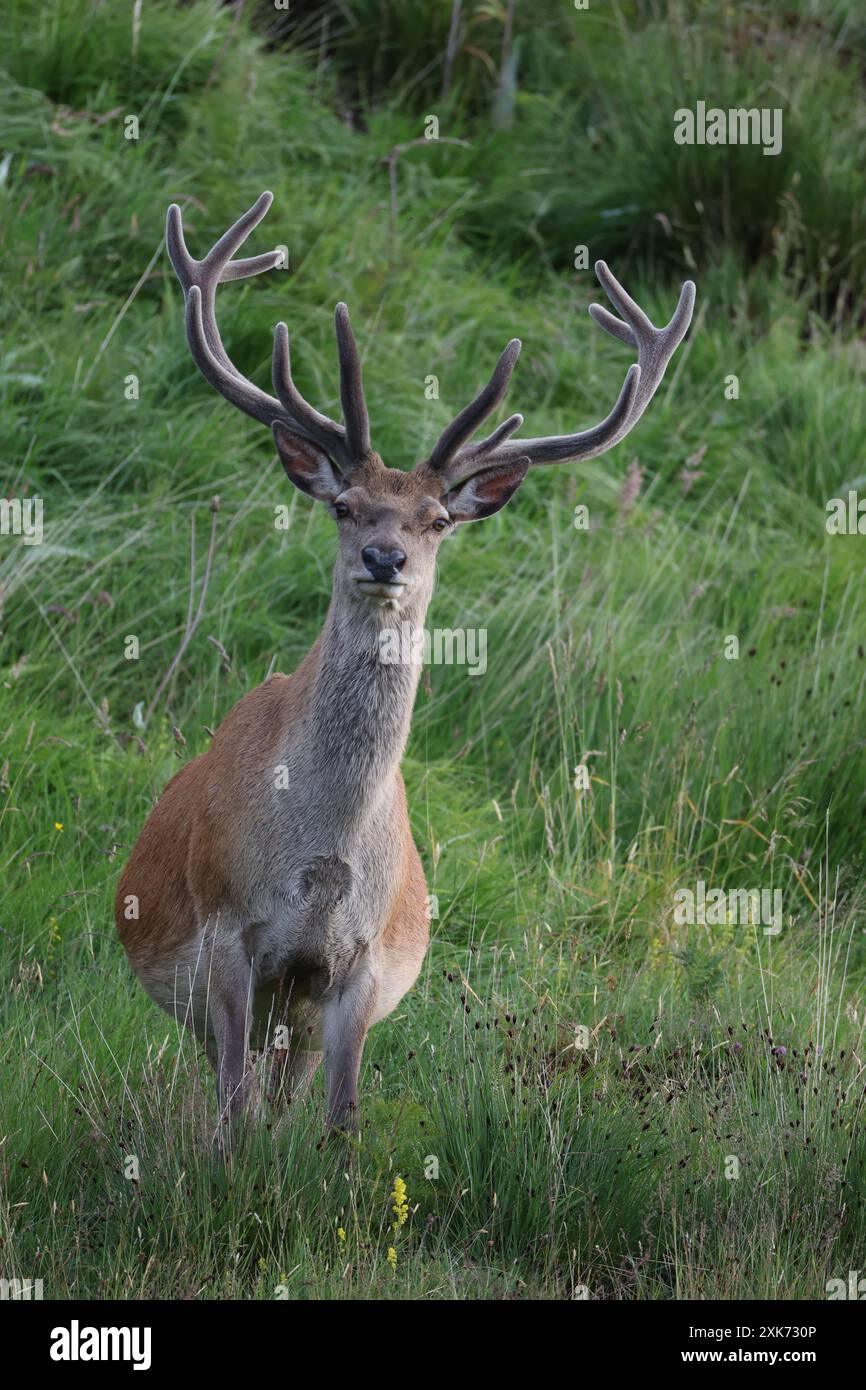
top-left (116, 192), bottom-right (695, 1135)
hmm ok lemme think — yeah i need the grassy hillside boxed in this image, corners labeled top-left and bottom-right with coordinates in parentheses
top-left (1, 0), bottom-right (864, 1299)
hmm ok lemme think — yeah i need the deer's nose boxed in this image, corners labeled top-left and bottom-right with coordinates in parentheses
top-left (361, 546), bottom-right (406, 582)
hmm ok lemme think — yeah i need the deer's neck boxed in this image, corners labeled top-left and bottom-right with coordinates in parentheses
top-left (302, 586), bottom-right (430, 812)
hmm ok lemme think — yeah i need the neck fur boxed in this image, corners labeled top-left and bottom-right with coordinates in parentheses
top-left (306, 580), bottom-right (432, 807)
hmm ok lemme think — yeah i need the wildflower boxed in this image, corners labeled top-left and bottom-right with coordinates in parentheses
top-left (391, 1175), bottom-right (409, 1229)
top-left (337, 1227), bottom-right (346, 1243)
top-left (386, 1246), bottom-right (397, 1271)
top-left (46, 916), bottom-right (61, 957)
top-left (54, 821), bottom-right (63, 831)
top-left (618, 457), bottom-right (643, 517)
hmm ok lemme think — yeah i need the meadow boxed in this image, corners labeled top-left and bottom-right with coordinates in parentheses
top-left (1, 0), bottom-right (865, 1299)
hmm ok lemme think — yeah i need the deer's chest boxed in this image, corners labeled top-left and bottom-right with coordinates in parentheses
top-left (238, 771), bottom-right (405, 978)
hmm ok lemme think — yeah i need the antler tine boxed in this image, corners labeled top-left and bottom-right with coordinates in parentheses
top-left (167, 194), bottom-right (276, 374)
top-left (183, 285), bottom-right (282, 425)
top-left (166, 194), bottom-right (284, 423)
top-left (457, 412), bottom-right (524, 466)
top-left (334, 304), bottom-right (371, 459)
top-left (588, 262), bottom-right (695, 439)
top-left (221, 252), bottom-right (287, 283)
top-left (272, 322), bottom-right (350, 462)
top-left (589, 262), bottom-right (654, 341)
top-left (205, 191), bottom-right (275, 269)
top-left (431, 265), bottom-right (695, 488)
top-left (490, 365), bottom-right (641, 468)
top-left (426, 339), bottom-right (522, 475)
top-left (165, 193), bottom-right (353, 466)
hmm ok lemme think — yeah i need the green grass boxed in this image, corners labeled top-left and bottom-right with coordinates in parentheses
top-left (1, 0), bottom-right (865, 1300)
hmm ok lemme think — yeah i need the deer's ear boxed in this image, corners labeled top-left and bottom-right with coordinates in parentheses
top-left (272, 421), bottom-right (345, 501)
top-left (443, 459), bottom-right (529, 523)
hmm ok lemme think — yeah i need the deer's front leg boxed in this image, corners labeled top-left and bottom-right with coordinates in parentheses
top-left (206, 928), bottom-right (257, 1144)
top-left (322, 960), bottom-right (376, 1131)
top-left (213, 994), bottom-right (254, 1137)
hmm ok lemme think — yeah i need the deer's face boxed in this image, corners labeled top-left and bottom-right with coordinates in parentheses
top-left (272, 428), bottom-right (529, 613)
top-left (329, 467), bottom-right (451, 610)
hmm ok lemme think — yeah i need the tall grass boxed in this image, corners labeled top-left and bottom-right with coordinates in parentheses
top-left (0, 0), bottom-right (864, 1299)
top-left (291, 1), bottom-right (866, 303)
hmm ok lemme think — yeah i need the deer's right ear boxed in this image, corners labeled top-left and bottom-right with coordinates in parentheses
top-left (272, 421), bottom-right (345, 501)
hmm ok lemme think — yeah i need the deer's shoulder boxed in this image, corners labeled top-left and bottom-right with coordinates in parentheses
top-left (208, 644), bottom-right (321, 750)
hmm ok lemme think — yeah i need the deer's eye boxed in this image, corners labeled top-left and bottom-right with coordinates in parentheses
top-left (334, 502), bottom-right (350, 519)
top-left (431, 517), bottom-right (449, 532)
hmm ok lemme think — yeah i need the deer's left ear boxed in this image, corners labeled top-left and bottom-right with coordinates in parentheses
top-left (443, 459), bottom-right (529, 523)
top-left (272, 421), bottom-right (345, 501)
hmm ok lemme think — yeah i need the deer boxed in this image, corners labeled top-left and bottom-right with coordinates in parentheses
top-left (115, 191), bottom-right (695, 1138)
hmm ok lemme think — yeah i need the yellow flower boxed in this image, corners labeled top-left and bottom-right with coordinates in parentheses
top-left (386, 1246), bottom-right (397, 1270)
top-left (391, 1174), bottom-right (409, 1229)
top-left (337, 1227), bottom-right (346, 1243)
top-left (54, 821), bottom-right (63, 831)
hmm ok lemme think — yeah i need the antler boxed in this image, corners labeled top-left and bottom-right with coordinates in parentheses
top-left (165, 191), bottom-right (371, 472)
top-left (423, 262), bottom-right (696, 488)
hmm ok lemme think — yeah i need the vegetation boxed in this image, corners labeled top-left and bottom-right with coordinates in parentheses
top-left (1, 0), bottom-right (864, 1299)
